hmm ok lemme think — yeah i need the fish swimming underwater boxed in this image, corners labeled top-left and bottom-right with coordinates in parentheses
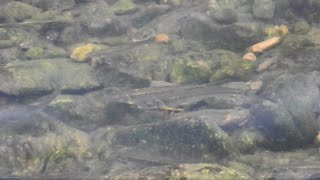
top-left (270, 161), bottom-right (320, 180)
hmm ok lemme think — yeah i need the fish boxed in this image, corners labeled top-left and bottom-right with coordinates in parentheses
top-left (270, 161), bottom-right (320, 180)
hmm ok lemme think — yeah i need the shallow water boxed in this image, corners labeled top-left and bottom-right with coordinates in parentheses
top-left (0, 0), bottom-right (320, 179)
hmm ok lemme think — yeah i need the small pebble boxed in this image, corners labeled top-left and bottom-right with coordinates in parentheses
top-left (247, 80), bottom-right (263, 91)
top-left (242, 52), bottom-right (256, 61)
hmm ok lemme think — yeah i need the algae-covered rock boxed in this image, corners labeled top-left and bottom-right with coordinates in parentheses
top-left (70, 43), bottom-right (101, 62)
top-left (209, 49), bottom-right (256, 82)
top-left (264, 25), bottom-right (289, 37)
top-left (24, 45), bottom-right (67, 60)
top-left (106, 163), bottom-right (251, 179)
top-left (170, 59), bottom-right (212, 84)
top-left (45, 45), bottom-right (68, 58)
top-left (170, 163), bottom-right (251, 180)
top-left (0, 59), bottom-right (100, 96)
top-left (7, 28), bottom-right (33, 45)
top-left (114, 116), bottom-right (233, 162)
top-left (293, 20), bottom-right (311, 35)
top-left (2, 1), bottom-right (41, 22)
top-left (111, 0), bottom-right (138, 15)
top-left (24, 47), bottom-right (45, 59)
top-left (6, 28), bottom-right (68, 60)
top-left (278, 34), bottom-right (315, 57)
top-left (0, 110), bottom-right (90, 176)
top-left (166, 49), bottom-right (255, 84)
top-left (232, 129), bottom-right (264, 154)
top-left (45, 87), bottom-right (159, 131)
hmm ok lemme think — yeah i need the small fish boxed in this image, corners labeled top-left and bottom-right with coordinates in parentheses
top-left (270, 161), bottom-right (320, 180)
top-left (0, 19), bottom-right (74, 28)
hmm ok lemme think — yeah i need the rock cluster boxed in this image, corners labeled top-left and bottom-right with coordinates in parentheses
top-left (1, 0), bottom-right (320, 179)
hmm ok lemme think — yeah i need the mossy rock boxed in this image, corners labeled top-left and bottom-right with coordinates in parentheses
top-left (278, 34), bottom-right (315, 57)
top-left (233, 130), bottom-right (264, 154)
top-left (24, 47), bottom-right (45, 59)
top-left (70, 43), bottom-right (101, 62)
top-left (3, 1), bottom-right (41, 22)
top-left (209, 49), bottom-right (256, 82)
top-left (169, 163), bottom-right (251, 180)
top-left (0, 59), bottom-right (100, 95)
top-left (45, 46), bottom-right (68, 58)
top-left (293, 20), bottom-right (311, 35)
top-left (170, 59), bottom-right (212, 84)
top-left (111, 0), bottom-right (137, 15)
top-left (24, 46), bottom-right (67, 60)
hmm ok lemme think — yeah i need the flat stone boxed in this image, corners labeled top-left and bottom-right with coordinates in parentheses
top-left (0, 58), bottom-right (101, 96)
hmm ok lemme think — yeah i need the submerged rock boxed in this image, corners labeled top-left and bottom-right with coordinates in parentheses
top-left (0, 59), bottom-right (101, 96)
top-left (209, 49), bottom-right (256, 82)
top-left (170, 59), bottom-right (212, 84)
top-left (0, 109), bottom-right (90, 176)
top-left (278, 34), bottom-right (315, 58)
top-left (1, 1), bottom-right (41, 22)
top-left (169, 163), bottom-right (251, 180)
top-left (210, 8), bottom-right (238, 24)
top-left (293, 19), bottom-right (311, 35)
top-left (106, 163), bottom-right (251, 179)
top-left (179, 13), bottom-right (264, 51)
top-left (78, 2), bottom-right (126, 36)
top-left (113, 116), bottom-right (233, 163)
top-left (252, 0), bottom-right (275, 20)
top-left (111, 0), bottom-right (138, 15)
top-left (70, 43), bottom-right (101, 62)
top-left (252, 72), bottom-right (320, 149)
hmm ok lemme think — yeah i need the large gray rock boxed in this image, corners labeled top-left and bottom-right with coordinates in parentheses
top-left (78, 2), bottom-right (126, 36)
top-left (111, 115), bottom-right (233, 163)
top-left (210, 8), bottom-right (238, 25)
top-left (0, 59), bottom-right (101, 96)
top-left (252, 72), bottom-right (320, 149)
top-left (252, 0), bottom-right (275, 20)
top-left (179, 13), bottom-right (264, 51)
top-left (0, 1), bottom-right (41, 22)
top-left (0, 106), bottom-right (90, 176)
